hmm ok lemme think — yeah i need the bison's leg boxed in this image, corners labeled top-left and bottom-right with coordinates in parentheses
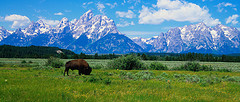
top-left (64, 68), bottom-right (69, 76)
top-left (78, 70), bottom-right (82, 75)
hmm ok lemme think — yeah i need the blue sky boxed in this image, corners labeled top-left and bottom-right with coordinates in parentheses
top-left (0, 0), bottom-right (239, 38)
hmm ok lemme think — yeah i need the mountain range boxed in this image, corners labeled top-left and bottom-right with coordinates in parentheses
top-left (132, 23), bottom-right (240, 54)
top-left (0, 10), bottom-right (239, 54)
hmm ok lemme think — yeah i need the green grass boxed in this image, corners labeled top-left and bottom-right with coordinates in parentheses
top-left (0, 58), bottom-right (240, 101)
top-left (1, 58), bottom-right (240, 71)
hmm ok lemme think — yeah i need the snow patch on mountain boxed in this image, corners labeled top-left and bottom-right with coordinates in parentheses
top-left (132, 23), bottom-right (240, 54)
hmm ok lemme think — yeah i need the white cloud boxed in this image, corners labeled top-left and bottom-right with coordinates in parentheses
top-left (82, 2), bottom-right (93, 8)
top-left (64, 10), bottom-right (71, 12)
top-left (127, 0), bottom-right (141, 6)
top-left (0, 16), bottom-right (4, 21)
top-left (83, 2), bottom-right (93, 6)
top-left (116, 10), bottom-right (136, 18)
top-left (96, 2), bottom-right (105, 14)
top-left (226, 14), bottom-right (239, 25)
top-left (4, 14), bottom-right (31, 29)
top-left (106, 2), bottom-right (117, 9)
top-left (38, 17), bottom-right (59, 26)
top-left (216, 2), bottom-right (236, 12)
top-left (117, 21), bottom-right (135, 27)
top-left (129, 6), bottom-right (134, 9)
top-left (54, 12), bottom-right (63, 15)
top-left (122, 0), bottom-right (126, 5)
top-left (139, 0), bottom-right (221, 26)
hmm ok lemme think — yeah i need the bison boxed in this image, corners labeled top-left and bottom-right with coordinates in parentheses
top-left (64, 59), bottom-right (92, 76)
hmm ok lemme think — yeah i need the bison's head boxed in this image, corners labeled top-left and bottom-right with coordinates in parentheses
top-left (84, 67), bottom-right (92, 75)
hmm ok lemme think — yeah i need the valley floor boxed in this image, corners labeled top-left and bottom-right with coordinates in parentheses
top-left (0, 58), bottom-right (239, 101)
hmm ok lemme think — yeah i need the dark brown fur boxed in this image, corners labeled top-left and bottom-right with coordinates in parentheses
top-left (64, 59), bottom-right (92, 76)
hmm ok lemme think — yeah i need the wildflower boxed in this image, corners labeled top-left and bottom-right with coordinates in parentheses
top-left (5, 79), bottom-right (7, 82)
top-left (167, 80), bottom-right (170, 83)
top-left (117, 69), bottom-right (119, 70)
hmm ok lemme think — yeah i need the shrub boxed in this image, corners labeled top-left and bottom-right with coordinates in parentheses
top-left (160, 72), bottom-right (168, 77)
top-left (107, 55), bottom-right (145, 70)
top-left (45, 56), bottom-right (64, 68)
top-left (104, 78), bottom-right (111, 85)
top-left (21, 60), bottom-right (27, 64)
top-left (149, 62), bottom-right (168, 70)
top-left (135, 71), bottom-right (154, 80)
top-left (88, 77), bottom-right (99, 83)
top-left (156, 72), bottom-right (169, 81)
top-left (216, 68), bottom-right (232, 72)
top-left (92, 64), bottom-right (104, 69)
top-left (188, 75), bottom-right (200, 83)
top-left (28, 61), bottom-right (33, 63)
top-left (225, 76), bottom-right (240, 82)
top-left (119, 71), bottom-right (154, 80)
top-left (0, 62), bottom-right (5, 67)
top-left (174, 62), bottom-right (213, 72)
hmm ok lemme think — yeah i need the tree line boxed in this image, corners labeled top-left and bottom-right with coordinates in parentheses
top-left (0, 45), bottom-right (239, 62)
top-left (136, 52), bottom-right (240, 62)
top-left (0, 45), bottom-right (75, 58)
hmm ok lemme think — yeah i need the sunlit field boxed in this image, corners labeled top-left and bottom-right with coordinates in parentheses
top-left (0, 58), bottom-right (239, 101)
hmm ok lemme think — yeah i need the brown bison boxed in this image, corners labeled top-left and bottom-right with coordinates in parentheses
top-left (64, 59), bottom-right (92, 76)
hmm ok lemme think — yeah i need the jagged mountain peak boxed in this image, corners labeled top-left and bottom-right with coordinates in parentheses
top-left (36, 19), bottom-right (44, 24)
top-left (0, 26), bottom-right (11, 41)
top-left (14, 28), bottom-right (23, 34)
top-left (23, 19), bottom-right (51, 35)
top-left (85, 10), bottom-right (93, 15)
top-left (132, 22), bottom-right (240, 54)
top-left (1, 10), bottom-right (239, 54)
top-left (78, 10), bottom-right (94, 24)
top-left (215, 24), bottom-right (227, 28)
top-left (56, 17), bottom-right (70, 28)
top-left (71, 19), bottom-right (77, 24)
top-left (196, 22), bottom-right (207, 26)
top-left (71, 10), bottom-right (120, 40)
top-left (36, 19), bottom-right (49, 27)
top-left (61, 17), bottom-right (69, 21)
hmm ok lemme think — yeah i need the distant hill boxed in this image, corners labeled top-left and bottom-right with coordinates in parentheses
top-left (0, 45), bottom-right (75, 58)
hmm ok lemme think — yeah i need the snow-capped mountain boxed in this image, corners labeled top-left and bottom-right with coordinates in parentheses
top-left (0, 26), bottom-right (12, 41)
top-left (0, 10), bottom-right (141, 54)
top-left (132, 23), bottom-right (240, 54)
top-left (1, 10), bottom-right (240, 54)
top-left (72, 10), bottom-right (120, 42)
top-left (0, 28), bottom-right (35, 46)
top-left (23, 20), bottom-right (52, 35)
top-left (54, 17), bottom-right (71, 34)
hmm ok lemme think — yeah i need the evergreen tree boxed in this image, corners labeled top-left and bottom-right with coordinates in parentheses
top-left (141, 53), bottom-right (147, 60)
top-left (79, 52), bottom-right (86, 59)
top-left (72, 54), bottom-right (79, 59)
top-left (94, 53), bottom-right (99, 59)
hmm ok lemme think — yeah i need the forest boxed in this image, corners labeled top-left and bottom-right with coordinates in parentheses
top-left (0, 45), bottom-right (240, 62)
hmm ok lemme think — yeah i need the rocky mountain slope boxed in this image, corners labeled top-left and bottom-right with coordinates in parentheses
top-left (0, 10), bottom-right (142, 54)
top-left (0, 10), bottom-right (240, 54)
top-left (132, 23), bottom-right (240, 54)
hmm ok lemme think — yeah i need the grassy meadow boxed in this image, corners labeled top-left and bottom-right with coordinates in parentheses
top-left (0, 58), bottom-right (240, 101)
